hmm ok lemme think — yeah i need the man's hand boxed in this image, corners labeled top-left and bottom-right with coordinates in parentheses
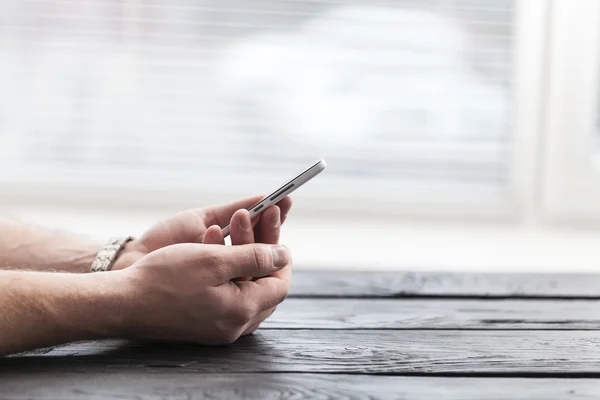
top-left (119, 242), bottom-right (292, 344)
top-left (0, 242), bottom-right (292, 355)
top-left (0, 196), bottom-right (294, 355)
top-left (113, 195), bottom-right (293, 271)
top-left (0, 195), bottom-right (291, 274)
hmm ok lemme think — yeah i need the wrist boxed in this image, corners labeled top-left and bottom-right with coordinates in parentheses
top-left (1, 270), bottom-right (139, 354)
top-left (76, 270), bottom-right (137, 339)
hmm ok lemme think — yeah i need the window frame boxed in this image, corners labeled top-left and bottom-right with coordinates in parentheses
top-left (541, 0), bottom-right (600, 222)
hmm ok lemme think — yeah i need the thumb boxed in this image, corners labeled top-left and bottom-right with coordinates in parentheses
top-left (211, 244), bottom-right (290, 284)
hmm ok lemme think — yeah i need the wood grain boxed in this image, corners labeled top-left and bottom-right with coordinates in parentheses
top-left (290, 270), bottom-right (600, 298)
top-left (263, 298), bottom-right (600, 329)
top-left (0, 373), bottom-right (598, 400)
top-left (5, 330), bottom-right (600, 375)
top-left (5, 272), bottom-right (600, 398)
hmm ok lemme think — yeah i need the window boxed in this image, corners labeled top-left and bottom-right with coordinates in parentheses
top-left (541, 0), bottom-right (600, 221)
top-left (0, 0), bottom-right (537, 218)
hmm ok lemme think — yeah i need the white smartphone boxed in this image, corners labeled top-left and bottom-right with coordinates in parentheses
top-left (219, 158), bottom-right (327, 239)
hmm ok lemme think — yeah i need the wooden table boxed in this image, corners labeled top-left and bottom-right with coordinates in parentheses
top-left (3, 270), bottom-right (600, 399)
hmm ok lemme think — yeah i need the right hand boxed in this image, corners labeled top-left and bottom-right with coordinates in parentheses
top-left (111, 196), bottom-right (292, 271)
top-left (119, 242), bottom-right (292, 345)
top-left (202, 202), bottom-right (286, 284)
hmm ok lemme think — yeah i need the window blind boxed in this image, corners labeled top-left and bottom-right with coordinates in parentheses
top-left (0, 0), bottom-right (515, 201)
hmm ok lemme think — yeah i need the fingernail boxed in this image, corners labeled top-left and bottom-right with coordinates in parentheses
top-left (271, 245), bottom-right (288, 268)
top-left (239, 212), bottom-right (251, 230)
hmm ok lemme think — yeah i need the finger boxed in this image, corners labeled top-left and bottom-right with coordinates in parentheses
top-left (253, 306), bottom-right (277, 326)
top-left (230, 210), bottom-right (255, 281)
top-left (138, 195), bottom-right (273, 250)
top-left (252, 246), bottom-right (292, 288)
top-left (230, 209), bottom-right (255, 246)
top-left (255, 205), bottom-right (281, 244)
top-left (242, 307), bottom-right (276, 336)
top-left (203, 195), bottom-right (265, 229)
top-left (202, 225), bottom-right (225, 245)
top-left (211, 244), bottom-right (290, 284)
top-left (242, 322), bottom-right (260, 336)
top-left (236, 272), bottom-right (290, 312)
top-left (277, 196), bottom-right (293, 224)
top-left (236, 255), bottom-right (292, 313)
top-left (261, 252), bottom-right (292, 283)
top-left (251, 213), bottom-right (261, 229)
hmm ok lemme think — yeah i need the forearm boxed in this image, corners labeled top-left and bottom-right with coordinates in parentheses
top-left (0, 270), bottom-right (130, 356)
top-left (0, 216), bottom-right (101, 273)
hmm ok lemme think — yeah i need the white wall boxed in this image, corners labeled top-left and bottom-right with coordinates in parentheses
top-left (7, 204), bottom-right (600, 273)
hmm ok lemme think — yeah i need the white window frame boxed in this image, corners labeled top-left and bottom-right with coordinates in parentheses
top-left (0, 1), bottom-right (547, 222)
top-left (508, 0), bottom-right (548, 220)
top-left (542, 0), bottom-right (600, 222)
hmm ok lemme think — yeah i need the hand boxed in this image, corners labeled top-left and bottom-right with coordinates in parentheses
top-left (201, 203), bottom-right (285, 248)
top-left (112, 195), bottom-right (293, 270)
top-left (118, 242), bottom-right (292, 344)
top-left (201, 201), bottom-right (286, 284)
top-left (191, 199), bottom-right (290, 335)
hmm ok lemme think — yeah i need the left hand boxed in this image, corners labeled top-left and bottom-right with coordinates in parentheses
top-left (112, 195), bottom-right (293, 270)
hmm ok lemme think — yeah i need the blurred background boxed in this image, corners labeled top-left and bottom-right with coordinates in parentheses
top-left (1, 0), bottom-right (600, 272)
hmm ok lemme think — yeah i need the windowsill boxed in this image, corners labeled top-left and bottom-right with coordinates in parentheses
top-left (5, 204), bottom-right (600, 273)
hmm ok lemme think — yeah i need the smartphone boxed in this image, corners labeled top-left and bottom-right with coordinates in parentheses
top-left (219, 158), bottom-right (327, 239)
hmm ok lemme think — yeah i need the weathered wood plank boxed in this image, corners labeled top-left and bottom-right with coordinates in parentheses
top-left (0, 373), bottom-right (599, 400)
top-left (290, 270), bottom-right (600, 298)
top-left (4, 330), bottom-right (600, 374)
top-left (264, 298), bottom-right (600, 329)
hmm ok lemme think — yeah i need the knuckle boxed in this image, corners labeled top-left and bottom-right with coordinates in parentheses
top-left (196, 209), bottom-right (208, 221)
top-left (273, 292), bottom-right (287, 307)
top-left (251, 246), bottom-right (268, 274)
top-left (278, 289), bottom-right (289, 304)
